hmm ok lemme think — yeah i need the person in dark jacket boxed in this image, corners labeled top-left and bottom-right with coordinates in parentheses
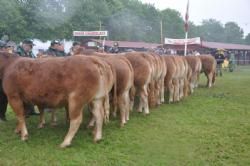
top-left (45, 40), bottom-right (66, 57)
top-left (15, 39), bottom-right (39, 117)
top-left (108, 42), bottom-right (120, 53)
top-left (214, 48), bottom-right (226, 76)
top-left (16, 39), bottom-right (35, 58)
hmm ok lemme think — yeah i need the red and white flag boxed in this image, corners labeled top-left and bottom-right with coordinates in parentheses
top-left (184, 0), bottom-right (189, 32)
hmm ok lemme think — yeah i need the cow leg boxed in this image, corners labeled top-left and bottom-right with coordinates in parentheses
top-left (212, 71), bottom-right (216, 86)
top-left (137, 87), bottom-right (143, 113)
top-left (207, 73), bottom-right (213, 88)
top-left (8, 97), bottom-right (28, 141)
top-left (194, 72), bottom-right (199, 88)
top-left (118, 90), bottom-right (130, 127)
top-left (91, 99), bottom-right (104, 143)
top-left (142, 84), bottom-right (150, 114)
top-left (129, 86), bottom-right (136, 112)
top-left (124, 90), bottom-right (130, 122)
top-left (160, 79), bottom-right (165, 104)
top-left (65, 106), bottom-right (70, 124)
top-left (87, 104), bottom-right (95, 129)
top-left (88, 118), bottom-right (95, 129)
top-left (179, 78), bottom-right (184, 99)
top-left (190, 80), bottom-right (194, 94)
top-left (148, 82), bottom-right (155, 108)
top-left (156, 81), bottom-right (161, 105)
top-left (118, 94), bottom-right (126, 127)
top-left (173, 79), bottom-right (180, 102)
top-left (103, 94), bottom-right (110, 124)
top-left (60, 99), bottom-right (83, 148)
top-left (38, 107), bottom-right (46, 129)
top-left (184, 78), bottom-right (189, 97)
top-left (168, 80), bottom-right (174, 103)
top-left (51, 109), bottom-right (58, 126)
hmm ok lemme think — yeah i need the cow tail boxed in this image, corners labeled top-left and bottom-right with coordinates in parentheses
top-left (111, 65), bottom-right (118, 114)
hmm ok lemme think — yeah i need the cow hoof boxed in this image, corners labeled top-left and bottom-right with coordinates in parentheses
top-left (137, 110), bottom-right (143, 113)
top-left (21, 135), bottom-right (28, 141)
top-left (104, 118), bottom-right (109, 125)
top-left (87, 125), bottom-right (94, 129)
top-left (60, 142), bottom-right (71, 148)
top-left (14, 129), bottom-right (21, 135)
top-left (38, 123), bottom-right (45, 129)
top-left (93, 138), bottom-right (102, 144)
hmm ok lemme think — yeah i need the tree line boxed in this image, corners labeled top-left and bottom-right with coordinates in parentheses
top-left (1, 0), bottom-right (250, 45)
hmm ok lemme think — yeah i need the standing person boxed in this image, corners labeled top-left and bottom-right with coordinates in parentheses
top-left (45, 40), bottom-right (66, 57)
top-left (15, 39), bottom-right (39, 116)
top-left (0, 40), bottom-right (9, 121)
top-left (69, 41), bottom-right (81, 56)
top-left (16, 39), bottom-right (36, 58)
top-left (109, 42), bottom-right (119, 53)
top-left (214, 49), bottom-right (225, 77)
top-left (6, 41), bottom-right (16, 53)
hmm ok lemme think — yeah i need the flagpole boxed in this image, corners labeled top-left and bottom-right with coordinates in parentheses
top-left (184, 31), bottom-right (188, 56)
top-left (184, 0), bottom-right (189, 56)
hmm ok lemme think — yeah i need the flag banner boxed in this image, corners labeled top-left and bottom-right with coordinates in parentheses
top-left (164, 37), bottom-right (201, 45)
top-left (73, 31), bottom-right (108, 37)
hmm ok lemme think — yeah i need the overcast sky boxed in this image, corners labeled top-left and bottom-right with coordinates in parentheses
top-left (140, 0), bottom-right (250, 36)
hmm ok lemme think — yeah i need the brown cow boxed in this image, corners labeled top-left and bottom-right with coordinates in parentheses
top-left (171, 56), bottom-right (187, 102)
top-left (199, 55), bottom-right (216, 88)
top-left (159, 56), bottom-right (167, 104)
top-left (182, 57), bottom-right (192, 97)
top-left (138, 52), bottom-right (157, 108)
top-left (147, 53), bottom-right (167, 106)
top-left (85, 52), bottom-right (134, 127)
top-left (163, 56), bottom-right (177, 103)
top-left (184, 56), bottom-right (202, 93)
top-left (0, 52), bottom-right (114, 148)
top-left (124, 52), bottom-right (153, 114)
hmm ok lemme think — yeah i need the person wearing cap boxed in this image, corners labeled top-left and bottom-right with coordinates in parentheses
top-left (0, 40), bottom-right (9, 121)
top-left (6, 41), bottom-right (16, 53)
top-left (15, 39), bottom-right (35, 58)
top-left (109, 42), bottom-right (120, 53)
top-left (69, 41), bottom-right (81, 56)
top-left (215, 48), bottom-right (226, 77)
top-left (45, 40), bottom-right (66, 57)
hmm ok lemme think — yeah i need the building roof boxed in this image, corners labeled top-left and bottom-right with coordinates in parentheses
top-left (93, 39), bottom-right (250, 51)
top-left (93, 39), bottom-right (161, 49)
top-left (202, 41), bottom-right (250, 50)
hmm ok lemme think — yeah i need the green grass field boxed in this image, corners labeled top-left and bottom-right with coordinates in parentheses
top-left (0, 66), bottom-right (250, 166)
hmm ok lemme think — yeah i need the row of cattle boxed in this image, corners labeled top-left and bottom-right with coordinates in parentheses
top-left (0, 51), bottom-right (216, 148)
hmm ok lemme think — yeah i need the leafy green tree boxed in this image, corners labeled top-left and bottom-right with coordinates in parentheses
top-left (224, 22), bottom-right (244, 44)
top-left (0, 0), bottom-right (28, 41)
top-left (245, 33), bottom-right (250, 45)
top-left (161, 9), bottom-right (185, 39)
top-left (199, 19), bottom-right (225, 42)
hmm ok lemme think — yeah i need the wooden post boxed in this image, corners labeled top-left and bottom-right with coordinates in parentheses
top-left (160, 20), bottom-right (163, 48)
